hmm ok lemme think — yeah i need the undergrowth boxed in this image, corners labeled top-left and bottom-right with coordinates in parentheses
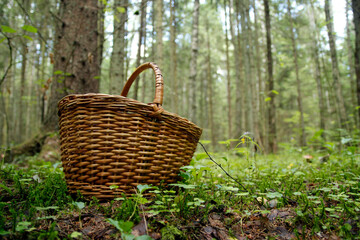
top-left (0, 134), bottom-right (359, 239)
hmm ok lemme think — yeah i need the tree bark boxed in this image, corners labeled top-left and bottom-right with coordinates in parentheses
top-left (43, 0), bottom-right (100, 132)
top-left (225, 0), bottom-right (232, 140)
top-left (325, 0), bottom-right (348, 129)
top-left (154, 0), bottom-right (163, 67)
top-left (188, 0), bottom-right (200, 123)
top-left (264, 0), bottom-right (277, 153)
top-left (287, 0), bottom-right (306, 146)
top-left (170, 0), bottom-right (178, 113)
top-left (253, 0), bottom-right (265, 150)
top-left (310, 0), bottom-right (326, 137)
top-left (346, 0), bottom-right (359, 128)
top-left (229, 0), bottom-right (244, 138)
top-left (206, 17), bottom-right (216, 150)
top-left (109, 0), bottom-right (127, 94)
top-left (135, 0), bottom-right (146, 100)
top-left (352, 0), bottom-right (360, 121)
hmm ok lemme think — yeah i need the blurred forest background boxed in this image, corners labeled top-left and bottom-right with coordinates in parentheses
top-left (0, 0), bottom-right (359, 154)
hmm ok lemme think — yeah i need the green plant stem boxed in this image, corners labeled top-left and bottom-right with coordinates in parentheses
top-left (198, 142), bottom-right (263, 207)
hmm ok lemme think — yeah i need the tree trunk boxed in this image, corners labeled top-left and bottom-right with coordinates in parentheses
top-left (109, 0), bottom-right (127, 94)
top-left (225, 0), bottom-right (232, 140)
top-left (43, 0), bottom-right (100, 132)
top-left (170, 0), bottom-right (178, 113)
top-left (154, 0), bottom-right (163, 67)
top-left (352, 0), bottom-right (360, 122)
top-left (188, 0), bottom-right (200, 123)
top-left (310, 0), bottom-right (326, 137)
top-left (287, 0), bottom-right (306, 146)
top-left (229, 0), bottom-right (244, 138)
top-left (135, 0), bottom-right (147, 100)
top-left (19, 41), bottom-right (27, 143)
top-left (206, 17), bottom-right (216, 150)
top-left (253, 0), bottom-right (265, 150)
top-left (346, 0), bottom-right (359, 128)
top-left (325, 0), bottom-right (348, 129)
top-left (264, 0), bottom-right (277, 153)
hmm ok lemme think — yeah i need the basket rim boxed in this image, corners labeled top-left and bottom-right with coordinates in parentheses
top-left (58, 93), bottom-right (202, 140)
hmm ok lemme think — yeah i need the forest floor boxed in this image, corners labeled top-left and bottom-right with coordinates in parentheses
top-left (0, 141), bottom-right (359, 239)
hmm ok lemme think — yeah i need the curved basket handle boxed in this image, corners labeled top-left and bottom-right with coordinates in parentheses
top-left (120, 62), bottom-right (164, 105)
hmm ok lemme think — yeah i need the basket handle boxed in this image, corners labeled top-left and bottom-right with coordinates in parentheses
top-left (120, 62), bottom-right (164, 106)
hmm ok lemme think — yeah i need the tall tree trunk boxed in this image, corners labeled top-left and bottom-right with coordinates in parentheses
top-left (229, 0), bottom-right (244, 138)
top-left (139, 0), bottom-right (148, 103)
top-left (109, 0), bottom-right (127, 94)
top-left (98, 0), bottom-right (105, 77)
top-left (19, 41), bottom-right (27, 143)
top-left (346, 0), bottom-right (359, 128)
top-left (154, 0), bottom-right (163, 67)
top-left (253, 0), bottom-right (265, 150)
top-left (287, 0), bottom-right (305, 146)
top-left (264, 0), bottom-right (277, 153)
top-left (310, 1), bottom-right (326, 137)
top-left (43, 0), bottom-right (100, 132)
top-left (325, 0), bottom-right (348, 129)
top-left (206, 17), bottom-right (216, 150)
top-left (135, 0), bottom-right (147, 100)
top-left (235, 1), bottom-right (246, 132)
top-left (225, 0), bottom-right (232, 140)
top-left (170, 0), bottom-right (178, 113)
top-left (188, 0), bottom-right (200, 122)
top-left (352, 0), bottom-right (360, 121)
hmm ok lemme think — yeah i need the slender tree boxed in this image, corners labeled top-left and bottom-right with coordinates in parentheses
top-left (325, 0), bottom-right (348, 129)
top-left (109, 0), bottom-right (127, 94)
top-left (264, 0), bottom-right (277, 153)
top-left (224, 0), bottom-right (232, 140)
top-left (43, 0), bottom-right (101, 132)
top-left (135, 0), bottom-right (147, 100)
top-left (188, 0), bottom-right (200, 122)
top-left (170, 0), bottom-right (178, 113)
top-left (287, 0), bottom-right (305, 146)
top-left (154, 0), bottom-right (163, 66)
top-left (352, 0), bottom-right (360, 121)
top-left (310, 1), bottom-right (326, 137)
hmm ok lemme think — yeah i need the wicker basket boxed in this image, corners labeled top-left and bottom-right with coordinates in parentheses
top-left (58, 62), bottom-right (202, 199)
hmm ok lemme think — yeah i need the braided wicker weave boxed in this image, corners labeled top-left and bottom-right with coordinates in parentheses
top-left (58, 63), bottom-right (202, 199)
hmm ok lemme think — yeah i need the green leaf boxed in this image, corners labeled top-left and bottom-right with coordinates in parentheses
top-left (272, 90), bottom-right (279, 95)
top-left (169, 183), bottom-right (197, 189)
top-left (343, 223), bottom-right (352, 231)
top-left (235, 192), bottom-right (250, 196)
top-left (15, 221), bottom-right (32, 232)
top-left (265, 97), bottom-right (271, 102)
top-left (22, 35), bottom-right (33, 41)
top-left (54, 70), bottom-right (64, 75)
top-left (0, 229), bottom-right (10, 236)
top-left (0, 37), bottom-right (6, 44)
top-left (195, 152), bottom-right (208, 161)
top-left (110, 185), bottom-right (119, 189)
top-left (137, 184), bottom-right (155, 194)
top-left (107, 218), bottom-right (134, 233)
top-left (70, 231), bottom-right (83, 238)
top-left (0, 183), bottom-right (13, 195)
top-left (36, 206), bottom-right (59, 211)
top-left (135, 235), bottom-right (154, 240)
top-left (22, 25), bottom-right (38, 33)
top-left (72, 201), bottom-right (85, 210)
top-left (1, 25), bottom-right (16, 33)
top-left (117, 7), bottom-right (126, 13)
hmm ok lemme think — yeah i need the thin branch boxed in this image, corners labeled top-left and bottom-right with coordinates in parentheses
top-left (198, 142), bottom-right (263, 207)
top-left (14, 0), bottom-right (52, 51)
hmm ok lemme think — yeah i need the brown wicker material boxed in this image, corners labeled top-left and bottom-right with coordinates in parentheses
top-left (58, 62), bottom-right (202, 199)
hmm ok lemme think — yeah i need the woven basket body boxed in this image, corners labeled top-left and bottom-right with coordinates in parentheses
top-left (58, 63), bottom-right (202, 199)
